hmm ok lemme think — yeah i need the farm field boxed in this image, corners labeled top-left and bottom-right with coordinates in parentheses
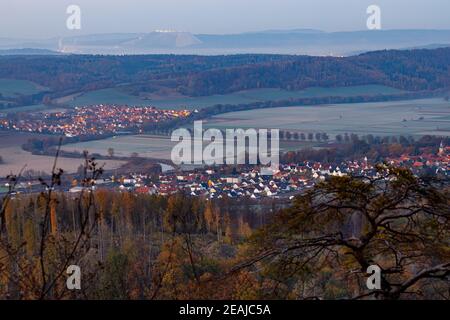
top-left (61, 134), bottom-right (320, 162)
top-left (0, 79), bottom-right (48, 97)
top-left (61, 135), bottom-right (177, 161)
top-left (205, 98), bottom-right (450, 137)
top-left (0, 132), bottom-right (125, 176)
top-left (63, 88), bottom-right (152, 108)
top-left (59, 85), bottom-right (404, 110)
top-left (0, 104), bottom-right (54, 114)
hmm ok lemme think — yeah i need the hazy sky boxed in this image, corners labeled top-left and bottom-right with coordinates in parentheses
top-left (1, 0), bottom-right (449, 38)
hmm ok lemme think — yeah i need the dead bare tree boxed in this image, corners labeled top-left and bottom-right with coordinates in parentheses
top-left (0, 138), bottom-right (105, 299)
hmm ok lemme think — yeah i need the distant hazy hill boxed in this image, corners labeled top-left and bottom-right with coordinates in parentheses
top-left (194, 29), bottom-right (450, 55)
top-left (58, 32), bottom-right (202, 54)
top-left (0, 48), bottom-right (61, 55)
top-left (403, 43), bottom-right (450, 50)
top-left (2, 29), bottom-right (450, 55)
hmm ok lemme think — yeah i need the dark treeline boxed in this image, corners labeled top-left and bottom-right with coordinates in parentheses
top-left (282, 134), bottom-right (450, 164)
top-left (0, 54), bottom-right (295, 95)
top-left (21, 133), bottom-right (117, 157)
top-left (0, 91), bottom-right (53, 110)
top-left (177, 48), bottom-right (450, 96)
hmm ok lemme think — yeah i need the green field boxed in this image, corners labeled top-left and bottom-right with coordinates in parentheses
top-left (61, 134), bottom-right (315, 162)
top-left (0, 132), bottom-right (126, 176)
top-left (64, 88), bottom-right (152, 108)
top-left (148, 85), bottom-right (404, 109)
top-left (0, 104), bottom-right (53, 113)
top-left (62, 85), bottom-right (405, 110)
top-left (206, 98), bottom-right (450, 137)
top-left (61, 135), bottom-right (176, 160)
top-left (0, 79), bottom-right (51, 114)
top-left (0, 79), bottom-right (48, 97)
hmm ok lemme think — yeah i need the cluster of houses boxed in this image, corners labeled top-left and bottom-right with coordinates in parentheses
top-left (0, 104), bottom-right (190, 137)
top-left (4, 142), bottom-right (449, 199)
top-left (387, 141), bottom-right (450, 176)
top-left (66, 159), bottom-right (381, 200)
top-left (67, 143), bottom-right (449, 199)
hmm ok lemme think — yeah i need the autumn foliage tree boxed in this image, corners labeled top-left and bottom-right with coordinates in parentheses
top-left (240, 165), bottom-right (450, 300)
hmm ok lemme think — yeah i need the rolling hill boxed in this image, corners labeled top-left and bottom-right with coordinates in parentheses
top-left (0, 47), bottom-right (448, 111)
top-left (2, 29), bottom-right (450, 55)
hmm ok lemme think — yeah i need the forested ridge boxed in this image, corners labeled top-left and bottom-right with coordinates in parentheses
top-left (0, 48), bottom-right (449, 103)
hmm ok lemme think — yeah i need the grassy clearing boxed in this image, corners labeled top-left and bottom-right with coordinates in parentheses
top-left (0, 104), bottom-right (53, 113)
top-left (206, 98), bottom-right (450, 137)
top-left (64, 88), bottom-right (152, 108)
top-left (61, 85), bottom-right (405, 110)
top-left (0, 132), bottom-right (125, 176)
top-left (61, 133), bottom-right (324, 162)
top-left (0, 79), bottom-right (48, 97)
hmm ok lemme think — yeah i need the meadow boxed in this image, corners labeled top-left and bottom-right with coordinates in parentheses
top-left (0, 132), bottom-right (125, 176)
top-left (0, 104), bottom-right (52, 113)
top-left (60, 85), bottom-right (404, 110)
top-left (62, 88), bottom-right (152, 108)
top-left (0, 81), bottom-right (406, 114)
top-left (205, 98), bottom-right (450, 137)
top-left (61, 135), bottom-right (177, 160)
top-left (61, 134), bottom-right (320, 162)
top-left (0, 79), bottom-right (48, 97)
